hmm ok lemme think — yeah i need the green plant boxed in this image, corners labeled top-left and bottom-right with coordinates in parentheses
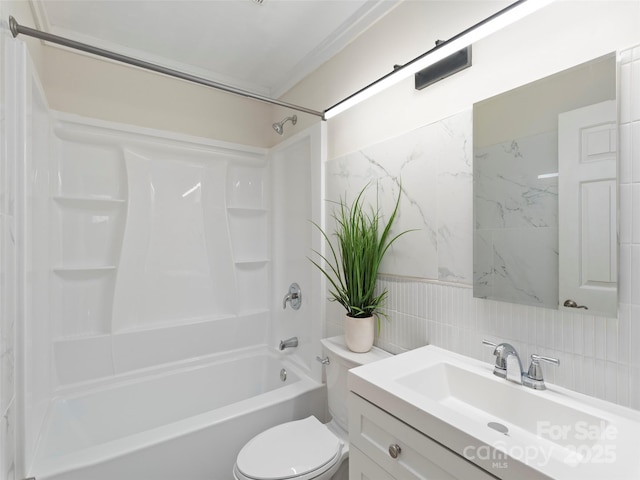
top-left (310, 183), bottom-right (411, 319)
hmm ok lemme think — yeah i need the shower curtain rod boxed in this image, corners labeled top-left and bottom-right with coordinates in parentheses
top-left (8, 16), bottom-right (326, 119)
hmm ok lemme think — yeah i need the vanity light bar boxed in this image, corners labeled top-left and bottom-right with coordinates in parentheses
top-left (322, 0), bottom-right (555, 120)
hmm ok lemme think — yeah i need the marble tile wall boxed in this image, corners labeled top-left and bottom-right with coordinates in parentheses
top-left (326, 45), bottom-right (640, 409)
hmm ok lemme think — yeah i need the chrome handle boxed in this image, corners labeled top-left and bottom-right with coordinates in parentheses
top-left (482, 339), bottom-right (506, 374)
top-left (531, 354), bottom-right (560, 368)
top-left (316, 356), bottom-right (330, 365)
top-left (388, 444), bottom-right (401, 459)
top-left (523, 354), bottom-right (560, 390)
top-left (283, 283), bottom-right (302, 310)
top-left (563, 299), bottom-right (588, 310)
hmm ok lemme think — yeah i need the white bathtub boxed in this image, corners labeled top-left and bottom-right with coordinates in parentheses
top-left (31, 346), bottom-right (326, 480)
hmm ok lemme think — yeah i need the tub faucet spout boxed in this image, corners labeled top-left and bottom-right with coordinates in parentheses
top-left (279, 337), bottom-right (298, 351)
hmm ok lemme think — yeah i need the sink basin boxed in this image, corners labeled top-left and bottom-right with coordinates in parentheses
top-left (396, 362), bottom-right (605, 450)
top-left (348, 345), bottom-right (640, 480)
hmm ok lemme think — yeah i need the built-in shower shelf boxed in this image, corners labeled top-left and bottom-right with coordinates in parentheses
top-left (234, 259), bottom-right (269, 266)
top-left (53, 195), bottom-right (126, 206)
top-left (237, 308), bottom-right (270, 316)
top-left (227, 206), bottom-right (267, 213)
top-left (53, 266), bottom-right (117, 275)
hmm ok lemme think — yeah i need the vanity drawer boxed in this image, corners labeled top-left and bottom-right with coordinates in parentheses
top-left (348, 393), bottom-right (496, 480)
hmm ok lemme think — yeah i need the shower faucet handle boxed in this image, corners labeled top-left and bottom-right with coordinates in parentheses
top-left (282, 283), bottom-right (302, 310)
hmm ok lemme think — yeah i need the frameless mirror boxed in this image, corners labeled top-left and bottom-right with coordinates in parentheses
top-left (473, 53), bottom-right (617, 318)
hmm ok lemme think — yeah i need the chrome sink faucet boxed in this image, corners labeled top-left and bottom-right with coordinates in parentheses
top-left (483, 340), bottom-right (523, 384)
top-left (483, 340), bottom-right (560, 389)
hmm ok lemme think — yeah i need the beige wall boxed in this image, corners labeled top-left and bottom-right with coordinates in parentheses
top-left (283, 0), bottom-right (640, 160)
top-left (4, 1), bottom-right (287, 148)
top-left (42, 46), bottom-right (278, 147)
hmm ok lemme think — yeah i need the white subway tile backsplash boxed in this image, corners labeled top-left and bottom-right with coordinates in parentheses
top-left (583, 357), bottom-right (596, 397)
top-left (618, 364), bottom-right (630, 407)
top-left (606, 319), bottom-right (618, 363)
top-left (630, 366), bottom-right (640, 410)
top-left (632, 246), bottom-right (640, 306)
top-left (631, 59), bottom-right (640, 122)
top-left (573, 356), bottom-right (584, 395)
top-left (621, 184), bottom-right (632, 243)
top-left (619, 244), bottom-right (631, 305)
top-left (620, 123), bottom-right (632, 184)
top-left (631, 306), bottom-right (640, 367)
top-left (552, 311), bottom-right (563, 352)
top-left (632, 122), bottom-right (640, 182)
top-left (618, 305), bottom-right (631, 365)
top-left (605, 361), bottom-right (618, 403)
top-left (572, 315), bottom-right (583, 356)
top-left (582, 315), bottom-right (595, 357)
top-left (562, 314), bottom-right (574, 353)
top-left (621, 60), bottom-right (633, 124)
top-left (595, 319), bottom-right (607, 360)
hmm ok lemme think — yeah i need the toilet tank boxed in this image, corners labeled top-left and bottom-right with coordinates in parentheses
top-left (320, 336), bottom-right (392, 431)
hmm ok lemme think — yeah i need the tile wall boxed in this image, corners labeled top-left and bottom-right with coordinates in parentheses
top-left (326, 45), bottom-right (640, 409)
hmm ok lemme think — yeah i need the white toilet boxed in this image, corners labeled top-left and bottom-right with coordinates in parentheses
top-left (233, 335), bottom-right (391, 480)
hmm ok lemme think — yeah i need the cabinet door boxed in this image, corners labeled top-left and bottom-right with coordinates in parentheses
top-left (350, 445), bottom-right (395, 480)
top-left (349, 393), bottom-right (496, 480)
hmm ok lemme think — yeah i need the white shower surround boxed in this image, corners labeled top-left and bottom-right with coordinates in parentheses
top-left (49, 113), bottom-right (272, 384)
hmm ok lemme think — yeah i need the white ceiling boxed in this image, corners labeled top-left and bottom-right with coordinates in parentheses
top-left (31, 0), bottom-right (399, 98)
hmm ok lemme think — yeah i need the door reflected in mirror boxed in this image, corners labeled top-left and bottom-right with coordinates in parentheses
top-left (473, 53), bottom-right (618, 318)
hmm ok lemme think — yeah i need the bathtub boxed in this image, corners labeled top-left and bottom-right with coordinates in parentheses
top-left (30, 346), bottom-right (326, 480)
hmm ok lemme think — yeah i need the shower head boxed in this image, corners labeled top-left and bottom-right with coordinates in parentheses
top-left (272, 115), bottom-right (297, 135)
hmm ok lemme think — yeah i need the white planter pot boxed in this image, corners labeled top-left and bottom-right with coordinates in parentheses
top-left (344, 314), bottom-right (375, 353)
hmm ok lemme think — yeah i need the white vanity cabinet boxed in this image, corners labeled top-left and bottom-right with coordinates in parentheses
top-left (348, 393), bottom-right (496, 480)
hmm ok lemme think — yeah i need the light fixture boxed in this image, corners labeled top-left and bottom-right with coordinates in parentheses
top-left (322, 0), bottom-right (554, 120)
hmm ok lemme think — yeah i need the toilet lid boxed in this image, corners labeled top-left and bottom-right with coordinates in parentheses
top-left (236, 416), bottom-right (342, 480)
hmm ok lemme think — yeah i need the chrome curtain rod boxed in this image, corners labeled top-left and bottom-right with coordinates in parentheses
top-left (8, 16), bottom-right (326, 119)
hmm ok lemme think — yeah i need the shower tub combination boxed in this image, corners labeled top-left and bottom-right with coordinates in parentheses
top-left (11, 88), bottom-right (324, 480)
top-left (30, 346), bottom-right (326, 480)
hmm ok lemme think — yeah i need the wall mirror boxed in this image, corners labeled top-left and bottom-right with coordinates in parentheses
top-left (473, 52), bottom-right (618, 318)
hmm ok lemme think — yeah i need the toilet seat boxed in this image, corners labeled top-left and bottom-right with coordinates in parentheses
top-left (234, 416), bottom-right (343, 480)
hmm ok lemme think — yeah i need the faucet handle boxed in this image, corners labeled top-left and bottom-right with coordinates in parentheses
top-left (482, 339), bottom-right (507, 378)
top-left (282, 283), bottom-right (302, 310)
top-left (523, 354), bottom-right (560, 390)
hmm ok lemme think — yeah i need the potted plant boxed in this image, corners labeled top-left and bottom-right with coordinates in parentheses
top-left (310, 183), bottom-right (411, 352)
